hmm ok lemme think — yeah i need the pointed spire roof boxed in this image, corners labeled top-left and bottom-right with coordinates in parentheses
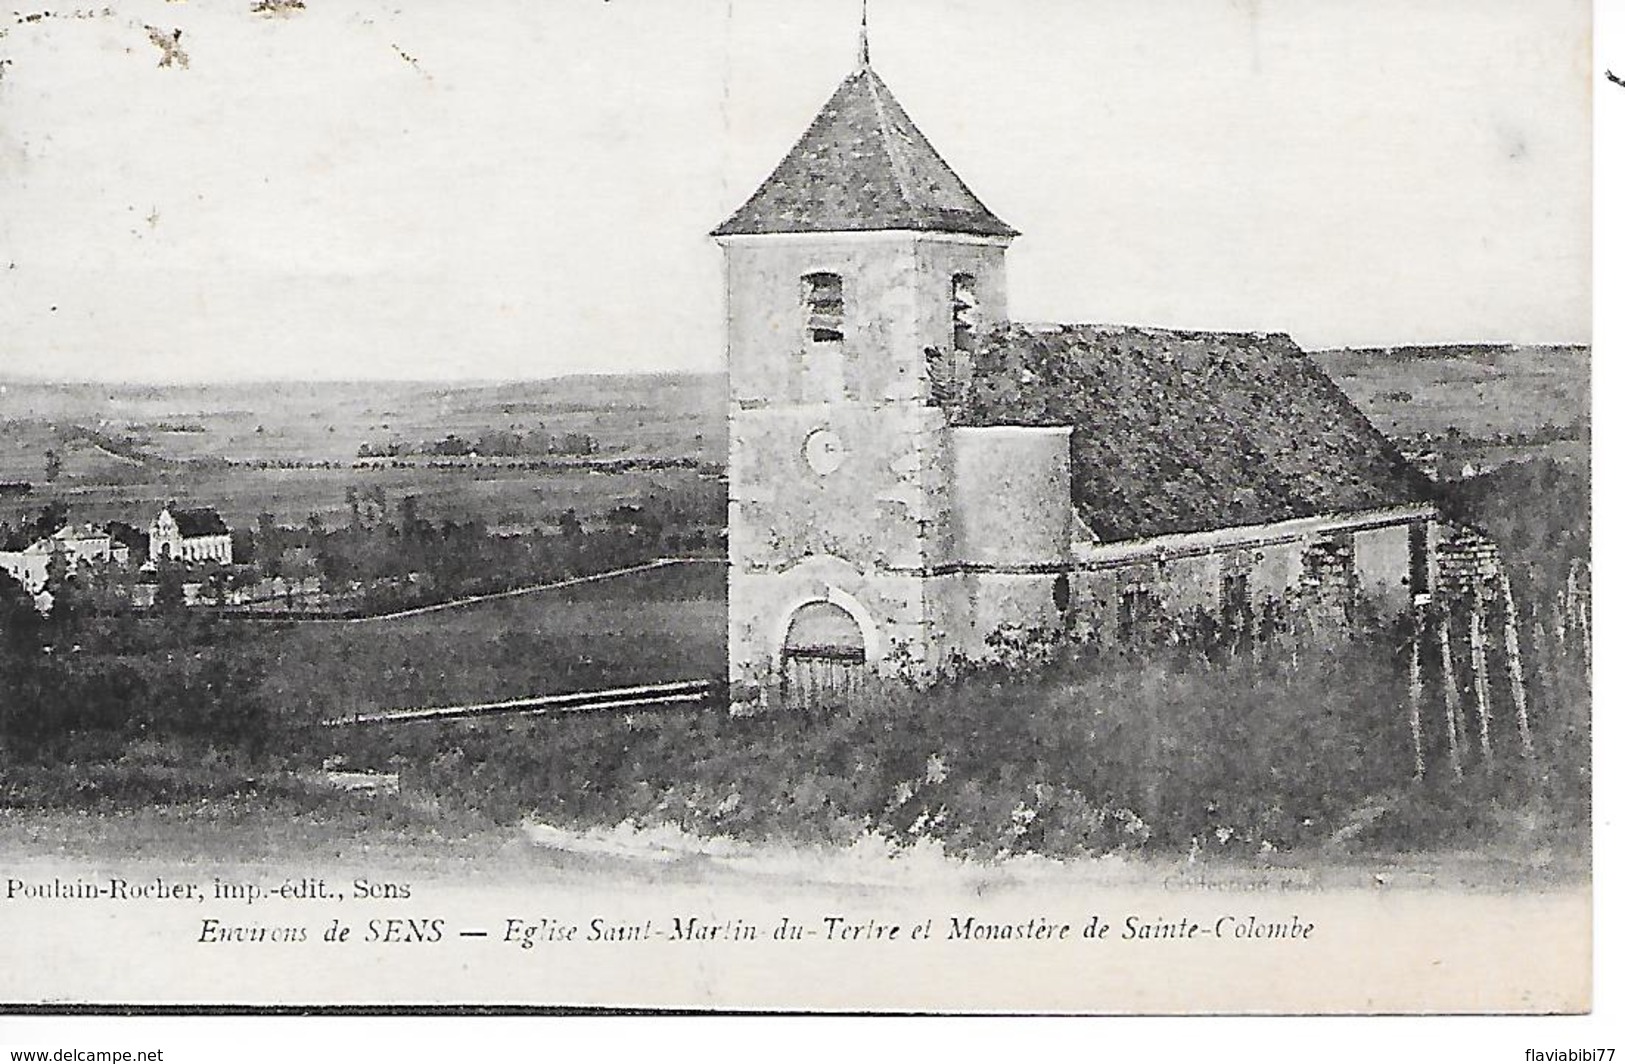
top-left (712, 62), bottom-right (1017, 239)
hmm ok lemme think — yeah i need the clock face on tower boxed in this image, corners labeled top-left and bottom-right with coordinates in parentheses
top-left (803, 428), bottom-right (846, 475)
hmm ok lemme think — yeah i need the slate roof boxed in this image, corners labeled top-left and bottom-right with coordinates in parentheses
top-left (48, 523), bottom-right (110, 542)
top-left (106, 521), bottom-right (146, 550)
top-left (168, 508), bottom-right (229, 537)
top-left (712, 63), bottom-right (1017, 238)
top-left (946, 324), bottom-right (1432, 543)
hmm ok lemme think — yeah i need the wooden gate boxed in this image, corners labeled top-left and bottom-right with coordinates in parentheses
top-left (781, 600), bottom-right (868, 711)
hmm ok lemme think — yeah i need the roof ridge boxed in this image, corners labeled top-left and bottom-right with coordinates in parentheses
top-left (1007, 321), bottom-right (1297, 344)
top-left (868, 67), bottom-right (978, 218)
top-left (862, 68), bottom-right (919, 210)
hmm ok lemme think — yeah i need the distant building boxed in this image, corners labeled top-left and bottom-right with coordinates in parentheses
top-left (128, 574), bottom-right (208, 609)
top-left (0, 522), bottom-right (130, 606)
top-left (148, 506), bottom-right (233, 565)
top-left (0, 549), bottom-right (49, 598)
top-left (41, 523), bottom-right (130, 568)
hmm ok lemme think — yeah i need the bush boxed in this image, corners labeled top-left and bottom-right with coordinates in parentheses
top-left (319, 591), bottom-right (1587, 863)
top-left (0, 605), bottom-right (275, 779)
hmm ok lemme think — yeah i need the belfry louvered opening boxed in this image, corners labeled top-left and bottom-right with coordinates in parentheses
top-left (803, 272), bottom-right (845, 344)
top-left (952, 273), bottom-right (978, 351)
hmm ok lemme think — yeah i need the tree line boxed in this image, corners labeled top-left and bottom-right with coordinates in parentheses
top-left (357, 428), bottom-right (599, 459)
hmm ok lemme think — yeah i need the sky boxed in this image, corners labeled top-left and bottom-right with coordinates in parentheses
top-left (0, 0), bottom-right (1593, 382)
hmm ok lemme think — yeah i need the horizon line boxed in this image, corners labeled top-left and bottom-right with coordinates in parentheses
top-left (0, 338), bottom-right (1592, 389)
top-left (0, 368), bottom-right (731, 389)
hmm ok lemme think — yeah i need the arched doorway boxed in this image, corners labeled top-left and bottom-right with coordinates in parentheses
top-left (781, 599), bottom-right (868, 710)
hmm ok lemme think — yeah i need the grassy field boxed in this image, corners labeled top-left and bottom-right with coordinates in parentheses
top-left (0, 373), bottom-right (725, 530)
top-left (259, 558), bottom-right (725, 724)
top-left (1312, 343), bottom-right (1589, 468)
top-left (1, 459), bottom-right (722, 532)
top-left (0, 375), bottom-right (725, 464)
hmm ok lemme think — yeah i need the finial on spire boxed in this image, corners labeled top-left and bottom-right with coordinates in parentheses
top-left (858, 0), bottom-right (870, 68)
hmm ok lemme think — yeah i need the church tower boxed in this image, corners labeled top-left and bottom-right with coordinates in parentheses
top-left (714, 29), bottom-right (1020, 706)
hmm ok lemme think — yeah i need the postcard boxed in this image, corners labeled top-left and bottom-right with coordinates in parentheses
top-left (0, 0), bottom-right (1592, 1015)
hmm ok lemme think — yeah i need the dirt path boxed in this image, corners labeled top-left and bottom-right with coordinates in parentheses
top-left (0, 805), bottom-right (1587, 895)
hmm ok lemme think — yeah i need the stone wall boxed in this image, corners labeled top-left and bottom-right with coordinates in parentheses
top-left (914, 237), bottom-right (1011, 357)
top-left (729, 403), bottom-right (943, 573)
top-left (1352, 521), bottom-right (1417, 607)
top-left (1066, 507), bottom-right (1436, 645)
top-left (729, 555), bottom-right (929, 690)
top-left (949, 426), bottom-right (1072, 568)
top-left (1436, 526), bottom-right (1503, 601)
top-left (721, 233), bottom-right (1009, 408)
top-left (722, 231), bottom-right (1015, 692)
